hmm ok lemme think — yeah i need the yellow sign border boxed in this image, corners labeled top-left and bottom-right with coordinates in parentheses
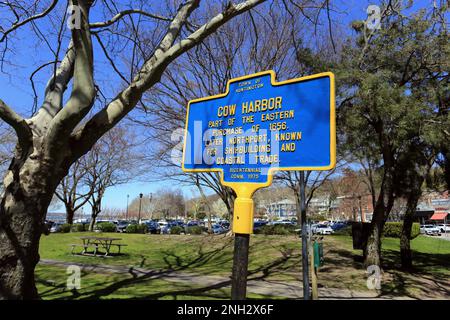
top-left (181, 70), bottom-right (336, 199)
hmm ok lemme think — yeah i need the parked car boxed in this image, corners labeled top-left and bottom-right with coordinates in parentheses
top-left (219, 221), bottom-right (230, 230)
top-left (420, 224), bottom-right (441, 236)
top-left (116, 220), bottom-right (130, 233)
top-left (436, 224), bottom-right (450, 233)
top-left (253, 220), bottom-right (268, 231)
top-left (331, 222), bottom-right (347, 231)
top-left (161, 222), bottom-right (179, 234)
top-left (212, 224), bottom-right (226, 234)
top-left (172, 220), bottom-right (185, 227)
top-left (187, 220), bottom-right (200, 227)
top-left (145, 221), bottom-right (161, 234)
top-left (313, 224), bottom-right (334, 235)
top-left (50, 222), bottom-right (63, 233)
top-left (269, 220), bottom-right (290, 226)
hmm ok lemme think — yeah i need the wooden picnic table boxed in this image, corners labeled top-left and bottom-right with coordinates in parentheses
top-left (70, 236), bottom-right (126, 256)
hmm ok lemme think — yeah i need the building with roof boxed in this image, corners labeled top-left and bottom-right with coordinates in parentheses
top-left (264, 199), bottom-right (297, 218)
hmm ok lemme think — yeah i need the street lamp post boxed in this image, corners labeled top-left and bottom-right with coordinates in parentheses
top-left (126, 194), bottom-right (129, 220)
top-left (138, 193), bottom-right (143, 223)
top-left (149, 193), bottom-right (153, 219)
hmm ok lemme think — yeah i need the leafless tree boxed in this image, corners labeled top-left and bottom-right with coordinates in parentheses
top-left (135, 1), bottom-right (335, 219)
top-left (55, 159), bottom-right (93, 224)
top-left (0, 0), bottom-right (268, 298)
top-left (83, 126), bottom-right (141, 230)
top-left (129, 188), bottom-right (185, 220)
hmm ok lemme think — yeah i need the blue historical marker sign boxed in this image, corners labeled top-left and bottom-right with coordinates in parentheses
top-left (182, 70), bottom-right (335, 186)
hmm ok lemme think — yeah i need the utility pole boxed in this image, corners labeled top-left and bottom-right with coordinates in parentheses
top-left (126, 194), bottom-right (129, 220)
top-left (149, 193), bottom-right (153, 219)
top-left (299, 171), bottom-right (310, 300)
top-left (138, 193), bottom-right (143, 223)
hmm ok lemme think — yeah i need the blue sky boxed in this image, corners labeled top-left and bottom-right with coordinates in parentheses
top-left (0, 0), bottom-right (435, 213)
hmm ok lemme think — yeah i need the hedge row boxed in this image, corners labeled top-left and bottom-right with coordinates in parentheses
top-left (170, 226), bottom-right (185, 235)
top-left (126, 224), bottom-right (148, 234)
top-left (95, 222), bottom-right (117, 233)
top-left (186, 226), bottom-right (204, 235)
top-left (254, 224), bottom-right (298, 235)
top-left (382, 222), bottom-right (420, 239)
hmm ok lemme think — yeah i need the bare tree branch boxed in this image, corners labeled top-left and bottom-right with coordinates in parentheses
top-left (0, 0), bottom-right (59, 43)
top-left (89, 9), bottom-right (171, 29)
top-left (29, 41), bottom-right (76, 135)
top-left (72, 0), bottom-right (267, 159)
top-left (0, 99), bottom-right (32, 150)
top-left (46, 0), bottom-right (95, 148)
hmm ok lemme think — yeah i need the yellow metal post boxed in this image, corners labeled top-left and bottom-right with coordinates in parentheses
top-left (232, 197), bottom-right (254, 234)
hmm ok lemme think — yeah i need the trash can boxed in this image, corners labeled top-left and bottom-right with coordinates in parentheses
top-left (313, 241), bottom-right (324, 268)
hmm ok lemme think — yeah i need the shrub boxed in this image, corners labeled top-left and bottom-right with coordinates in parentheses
top-left (96, 222), bottom-right (117, 233)
top-left (186, 226), bottom-right (203, 235)
top-left (333, 226), bottom-right (352, 236)
top-left (254, 224), bottom-right (297, 235)
top-left (72, 223), bottom-right (87, 232)
top-left (382, 222), bottom-right (420, 239)
top-left (59, 223), bottom-right (72, 233)
top-left (411, 223), bottom-right (420, 239)
top-left (170, 226), bottom-right (184, 235)
top-left (126, 223), bottom-right (148, 234)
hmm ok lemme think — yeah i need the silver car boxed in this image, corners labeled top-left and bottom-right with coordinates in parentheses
top-left (420, 225), bottom-right (441, 236)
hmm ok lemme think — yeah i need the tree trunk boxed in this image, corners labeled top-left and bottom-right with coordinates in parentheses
top-left (89, 207), bottom-right (100, 231)
top-left (400, 211), bottom-right (414, 270)
top-left (400, 175), bottom-right (424, 270)
top-left (363, 204), bottom-right (385, 267)
top-left (294, 188), bottom-right (301, 227)
top-left (65, 203), bottom-right (75, 225)
top-left (88, 197), bottom-right (102, 231)
top-left (0, 194), bottom-right (42, 299)
top-left (88, 216), bottom-right (96, 231)
top-left (0, 155), bottom-right (62, 299)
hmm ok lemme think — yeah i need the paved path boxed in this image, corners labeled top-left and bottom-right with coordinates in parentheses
top-left (436, 233), bottom-right (450, 241)
top-left (39, 259), bottom-right (414, 300)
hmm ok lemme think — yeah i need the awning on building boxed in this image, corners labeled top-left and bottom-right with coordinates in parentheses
top-left (430, 212), bottom-right (448, 220)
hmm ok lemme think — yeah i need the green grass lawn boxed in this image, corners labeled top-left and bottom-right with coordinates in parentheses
top-left (39, 233), bottom-right (301, 276)
top-left (36, 232), bottom-right (450, 299)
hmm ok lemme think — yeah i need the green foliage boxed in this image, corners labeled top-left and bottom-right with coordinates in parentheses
top-left (170, 226), bottom-right (184, 235)
top-left (186, 226), bottom-right (203, 235)
top-left (383, 222), bottom-right (420, 239)
top-left (59, 224), bottom-right (72, 233)
top-left (71, 223), bottom-right (87, 232)
top-left (254, 224), bottom-right (297, 235)
top-left (411, 223), bottom-right (420, 239)
top-left (96, 222), bottom-right (117, 233)
top-left (196, 211), bottom-right (206, 220)
top-left (333, 226), bottom-right (352, 236)
top-left (125, 223), bottom-right (148, 234)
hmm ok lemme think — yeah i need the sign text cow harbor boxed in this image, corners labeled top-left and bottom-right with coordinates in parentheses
top-left (182, 70), bottom-right (335, 234)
